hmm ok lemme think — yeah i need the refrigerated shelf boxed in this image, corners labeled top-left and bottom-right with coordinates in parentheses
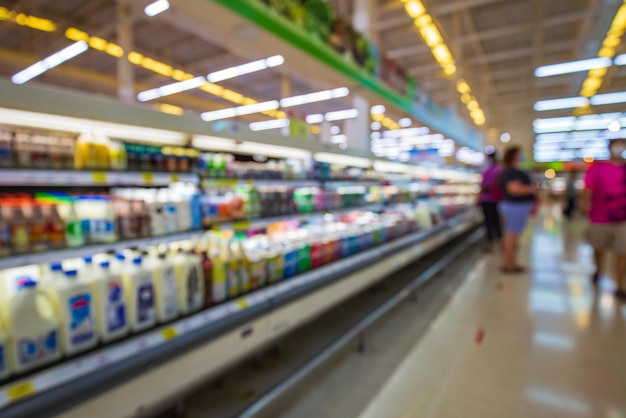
top-left (0, 211), bottom-right (479, 418)
top-left (0, 169), bottom-right (198, 187)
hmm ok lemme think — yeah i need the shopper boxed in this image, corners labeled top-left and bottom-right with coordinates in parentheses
top-left (479, 151), bottom-right (502, 252)
top-left (580, 139), bottom-right (626, 299)
top-left (498, 146), bottom-right (536, 273)
top-left (563, 172), bottom-right (578, 219)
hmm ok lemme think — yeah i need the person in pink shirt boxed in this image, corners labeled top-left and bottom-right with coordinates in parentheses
top-left (581, 139), bottom-right (626, 299)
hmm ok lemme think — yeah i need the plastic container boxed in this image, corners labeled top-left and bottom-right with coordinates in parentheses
top-left (43, 269), bottom-right (98, 356)
top-left (91, 260), bottom-right (129, 343)
top-left (0, 322), bottom-right (9, 380)
top-left (171, 250), bottom-right (204, 315)
top-left (1, 279), bottom-right (61, 374)
top-left (147, 253), bottom-right (179, 323)
top-left (75, 196), bottom-right (117, 243)
top-left (120, 255), bottom-right (156, 332)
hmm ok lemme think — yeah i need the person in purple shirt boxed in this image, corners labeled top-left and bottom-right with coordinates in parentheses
top-left (479, 151), bottom-right (502, 252)
top-left (580, 138), bottom-right (626, 299)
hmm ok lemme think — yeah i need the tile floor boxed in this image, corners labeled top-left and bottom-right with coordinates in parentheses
top-left (357, 207), bottom-right (626, 418)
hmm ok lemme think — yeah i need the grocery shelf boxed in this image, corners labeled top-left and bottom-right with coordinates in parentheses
top-left (0, 169), bottom-right (198, 187)
top-left (212, 203), bottom-right (386, 231)
top-left (202, 178), bottom-right (320, 188)
top-left (0, 210), bottom-right (479, 418)
top-left (0, 230), bottom-right (206, 270)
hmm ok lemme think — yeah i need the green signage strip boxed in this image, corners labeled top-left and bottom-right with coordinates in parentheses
top-left (212, 0), bottom-right (483, 150)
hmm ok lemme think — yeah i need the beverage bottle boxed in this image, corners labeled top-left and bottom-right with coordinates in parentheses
top-left (1, 279), bottom-right (61, 374)
top-left (170, 249), bottom-right (204, 314)
top-left (119, 255), bottom-right (156, 332)
top-left (0, 322), bottom-right (9, 380)
top-left (91, 260), bottom-right (129, 343)
top-left (42, 269), bottom-right (98, 356)
top-left (145, 252), bottom-right (179, 323)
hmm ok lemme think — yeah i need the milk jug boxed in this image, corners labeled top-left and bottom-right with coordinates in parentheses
top-left (146, 253), bottom-right (179, 322)
top-left (171, 250), bottom-right (204, 315)
top-left (91, 260), bottom-right (129, 343)
top-left (0, 323), bottom-right (9, 380)
top-left (44, 269), bottom-right (98, 356)
top-left (2, 280), bottom-right (61, 373)
top-left (120, 255), bottom-right (156, 332)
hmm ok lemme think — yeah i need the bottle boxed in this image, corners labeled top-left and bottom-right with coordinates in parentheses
top-left (64, 198), bottom-right (85, 247)
top-left (0, 322), bottom-right (8, 380)
top-left (146, 253), bottom-right (179, 323)
top-left (120, 255), bottom-right (156, 332)
top-left (43, 269), bottom-right (98, 356)
top-left (91, 260), bottom-right (128, 343)
top-left (1, 279), bottom-right (61, 374)
top-left (171, 250), bottom-right (204, 315)
top-left (0, 203), bottom-right (10, 257)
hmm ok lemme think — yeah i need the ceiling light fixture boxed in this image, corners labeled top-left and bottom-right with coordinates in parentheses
top-left (608, 120), bottom-right (621, 132)
top-left (578, 2), bottom-right (626, 97)
top-left (534, 57), bottom-right (612, 77)
top-left (589, 91), bottom-right (626, 106)
top-left (325, 108), bottom-right (359, 121)
top-left (534, 97), bottom-right (589, 111)
top-left (370, 105), bottom-right (386, 114)
top-left (207, 55), bottom-right (285, 83)
top-left (201, 100), bottom-right (279, 121)
top-left (280, 87), bottom-right (349, 107)
top-left (305, 114), bottom-right (324, 124)
top-left (248, 118), bottom-right (290, 131)
top-left (145, 0), bottom-right (170, 17)
top-left (137, 76), bottom-right (206, 102)
top-left (11, 41), bottom-right (89, 84)
top-left (398, 118), bottom-right (412, 128)
top-left (500, 132), bottom-right (511, 143)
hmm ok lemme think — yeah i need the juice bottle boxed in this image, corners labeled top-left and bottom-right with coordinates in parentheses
top-left (63, 197), bottom-right (85, 247)
top-left (146, 253), bottom-right (179, 323)
top-left (119, 255), bottom-right (156, 332)
top-left (6, 202), bottom-right (29, 254)
top-left (0, 203), bottom-right (10, 257)
top-left (1, 279), bottom-right (61, 373)
top-left (42, 269), bottom-right (98, 356)
top-left (91, 260), bottom-right (129, 343)
top-left (196, 243), bottom-right (214, 307)
top-left (43, 203), bottom-right (66, 249)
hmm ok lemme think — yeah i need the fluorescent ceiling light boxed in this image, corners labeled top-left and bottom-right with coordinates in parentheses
top-left (325, 108), bottom-right (359, 121)
top-left (145, 0), bottom-right (170, 16)
top-left (534, 97), bottom-right (588, 111)
top-left (398, 118), bottom-right (412, 128)
top-left (207, 55), bottom-right (285, 83)
top-left (330, 126), bottom-right (341, 135)
top-left (330, 134), bottom-right (348, 143)
top-left (373, 161), bottom-right (411, 174)
top-left (534, 57), bottom-right (612, 77)
top-left (314, 152), bottom-right (372, 168)
top-left (589, 91), bottom-right (626, 106)
top-left (614, 54), bottom-right (626, 66)
top-left (608, 120), bottom-right (621, 132)
top-left (382, 127), bottom-right (430, 138)
top-left (201, 100), bottom-right (279, 121)
top-left (0, 108), bottom-right (186, 145)
top-left (249, 118), bottom-right (290, 131)
top-left (280, 87), bottom-right (349, 108)
top-left (370, 105), bottom-right (386, 114)
top-left (306, 114), bottom-right (324, 124)
top-left (12, 41), bottom-right (88, 84)
top-left (137, 76), bottom-right (205, 102)
top-left (192, 134), bottom-right (310, 159)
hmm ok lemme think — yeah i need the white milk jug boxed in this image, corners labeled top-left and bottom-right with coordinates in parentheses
top-left (119, 255), bottom-right (156, 332)
top-left (43, 269), bottom-right (98, 356)
top-left (171, 251), bottom-right (205, 315)
top-left (145, 253), bottom-right (179, 323)
top-left (91, 260), bottom-right (129, 343)
top-left (2, 280), bottom-right (61, 374)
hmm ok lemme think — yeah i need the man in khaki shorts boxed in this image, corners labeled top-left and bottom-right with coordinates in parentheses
top-left (580, 138), bottom-right (626, 300)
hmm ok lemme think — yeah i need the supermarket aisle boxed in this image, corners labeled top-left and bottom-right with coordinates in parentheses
top-left (357, 207), bottom-right (626, 418)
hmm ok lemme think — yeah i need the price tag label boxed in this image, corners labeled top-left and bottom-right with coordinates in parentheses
top-left (161, 327), bottom-right (178, 341)
top-left (236, 298), bottom-right (249, 309)
top-left (208, 179), bottom-right (239, 187)
top-left (142, 172), bottom-right (154, 184)
top-left (91, 172), bottom-right (108, 184)
top-left (232, 221), bottom-right (251, 231)
top-left (170, 173), bottom-right (180, 182)
top-left (6, 381), bottom-right (35, 402)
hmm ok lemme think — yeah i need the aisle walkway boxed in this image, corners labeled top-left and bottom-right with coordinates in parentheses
top-left (357, 208), bottom-right (626, 418)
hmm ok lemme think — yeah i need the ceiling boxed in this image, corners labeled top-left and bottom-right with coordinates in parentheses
top-left (1, 0), bottom-right (625, 153)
